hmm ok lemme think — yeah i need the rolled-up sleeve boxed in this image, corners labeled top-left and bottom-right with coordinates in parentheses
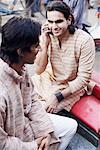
top-left (68, 36), bottom-right (95, 93)
top-left (28, 81), bottom-right (54, 139)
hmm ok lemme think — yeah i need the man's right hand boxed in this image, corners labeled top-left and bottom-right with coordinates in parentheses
top-left (35, 137), bottom-right (44, 148)
top-left (40, 22), bottom-right (51, 50)
top-left (35, 133), bottom-right (51, 150)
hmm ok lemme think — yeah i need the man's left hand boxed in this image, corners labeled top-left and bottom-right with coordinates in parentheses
top-left (38, 134), bottom-right (51, 150)
top-left (46, 95), bottom-right (58, 113)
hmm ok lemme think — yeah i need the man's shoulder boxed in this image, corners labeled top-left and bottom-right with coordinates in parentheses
top-left (75, 29), bottom-right (93, 42)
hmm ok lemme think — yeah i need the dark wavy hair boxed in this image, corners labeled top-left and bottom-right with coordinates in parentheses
top-left (0, 16), bottom-right (41, 64)
top-left (46, 1), bottom-right (75, 34)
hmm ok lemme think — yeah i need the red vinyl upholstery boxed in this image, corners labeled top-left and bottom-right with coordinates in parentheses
top-left (71, 95), bottom-right (100, 133)
top-left (71, 71), bottom-right (100, 133)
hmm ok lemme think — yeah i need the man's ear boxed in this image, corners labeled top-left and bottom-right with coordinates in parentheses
top-left (67, 15), bottom-right (72, 25)
top-left (17, 49), bottom-right (24, 57)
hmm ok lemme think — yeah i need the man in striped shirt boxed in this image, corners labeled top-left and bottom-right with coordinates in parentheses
top-left (32, 1), bottom-right (95, 113)
top-left (0, 16), bottom-right (77, 150)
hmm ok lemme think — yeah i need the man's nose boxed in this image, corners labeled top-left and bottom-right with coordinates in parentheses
top-left (52, 22), bottom-right (58, 28)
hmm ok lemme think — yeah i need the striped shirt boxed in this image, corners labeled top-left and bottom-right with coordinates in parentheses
top-left (32, 29), bottom-right (95, 112)
top-left (0, 59), bottom-right (59, 150)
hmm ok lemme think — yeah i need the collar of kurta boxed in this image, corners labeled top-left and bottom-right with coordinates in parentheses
top-left (0, 59), bottom-right (27, 84)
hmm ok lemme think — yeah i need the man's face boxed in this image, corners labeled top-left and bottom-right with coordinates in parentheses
top-left (23, 44), bottom-right (39, 64)
top-left (47, 10), bottom-right (69, 38)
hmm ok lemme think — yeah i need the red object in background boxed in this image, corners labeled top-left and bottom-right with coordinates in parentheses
top-left (71, 71), bottom-right (100, 133)
top-left (71, 95), bottom-right (100, 133)
top-left (92, 85), bottom-right (100, 99)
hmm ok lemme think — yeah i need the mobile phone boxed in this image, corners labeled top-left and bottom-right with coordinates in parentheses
top-left (48, 31), bottom-right (53, 35)
top-left (47, 27), bottom-right (53, 35)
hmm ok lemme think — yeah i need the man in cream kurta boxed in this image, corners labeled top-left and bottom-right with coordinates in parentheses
top-left (32, 1), bottom-right (95, 112)
top-left (0, 59), bottom-right (59, 150)
top-left (0, 16), bottom-right (77, 150)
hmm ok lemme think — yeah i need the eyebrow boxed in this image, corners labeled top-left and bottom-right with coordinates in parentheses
top-left (48, 19), bottom-right (64, 23)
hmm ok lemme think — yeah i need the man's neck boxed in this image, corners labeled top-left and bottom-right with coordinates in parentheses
top-left (58, 30), bottom-right (70, 42)
top-left (11, 63), bottom-right (24, 75)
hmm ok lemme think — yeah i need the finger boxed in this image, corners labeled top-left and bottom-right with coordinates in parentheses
top-left (42, 26), bottom-right (51, 33)
top-left (49, 108), bottom-right (54, 113)
top-left (46, 106), bottom-right (51, 113)
top-left (39, 139), bottom-right (46, 150)
top-left (35, 137), bottom-right (44, 146)
top-left (44, 144), bottom-right (49, 150)
top-left (47, 106), bottom-right (54, 113)
top-left (42, 23), bottom-right (49, 29)
top-left (43, 137), bottom-right (50, 150)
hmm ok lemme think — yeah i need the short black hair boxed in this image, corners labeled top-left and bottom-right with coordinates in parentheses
top-left (46, 1), bottom-right (75, 34)
top-left (0, 16), bottom-right (41, 64)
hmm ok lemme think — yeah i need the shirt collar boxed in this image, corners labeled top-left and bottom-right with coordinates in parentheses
top-left (0, 59), bottom-right (26, 84)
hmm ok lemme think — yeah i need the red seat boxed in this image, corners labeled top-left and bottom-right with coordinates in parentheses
top-left (71, 95), bottom-right (100, 133)
top-left (71, 71), bottom-right (100, 133)
top-left (70, 71), bottom-right (100, 146)
top-left (57, 71), bottom-right (100, 146)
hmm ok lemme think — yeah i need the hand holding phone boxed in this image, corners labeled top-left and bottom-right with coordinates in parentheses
top-left (42, 22), bottom-right (53, 35)
top-left (40, 22), bottom-right (52, 50)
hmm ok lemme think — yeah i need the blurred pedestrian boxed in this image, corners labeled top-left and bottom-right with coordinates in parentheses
top-left (25, 0), bottom-right (41, 17)
top-left (89, 0), bottom-right (95, 8)
top-left (0, 0), bottom-right (18, 27)
top-left (63, 0), bottom-right (90, 31)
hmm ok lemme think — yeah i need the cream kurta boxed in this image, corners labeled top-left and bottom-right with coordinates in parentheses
top-left (32, 29), bottom-right (95, 112)
top-left (0, 59), bottom-right (59, 150)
